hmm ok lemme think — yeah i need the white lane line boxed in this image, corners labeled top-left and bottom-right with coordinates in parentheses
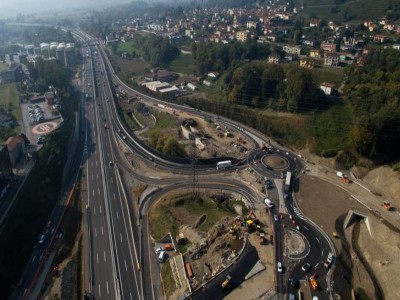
top-left (130, 293), bottom-right (133, 300)
top-left (104, 251), bottom-right (106, 262)
top-left (111, 177), bottom-right (113, 183)
top-left (106, 281), bottom-right (109, 295)
top-left (94, 207), bottom-right (96, 215)
top-left (101, 226), bottom-right (104, 235)
top-left (91, 161), bottom-right (93, 167)
top-left (314, 262), bottom-right (320, 269)
top-left (95, 227), bottom-right (97, 237)
top-left (316, 237), bottom-right (320, 244)
top-left (304, 226), bottom-right (310, 231)
top-left (120, 233), bottom-right (123, 243)
top-left (124, 259), bottom-right (128, 271)
top-left (113, 193), bottom-right (116, 200)
top-left (116, 211), bottom-right (119, 219)
top-left (91, 174), bottom-right (94, 181)
top-left (96, 161), bottom-right (98, 166)
top-left (96, 253), bottom-right (99, 264)
top-left (99, 205), bottom-right (102, 214)
top-left (97, 173), bottom-right (99, 180)
top-left (92, 189), bottom-right (95, 197)
top-left (98, 284), bottom-right (101, 297)
top-left (98, 188), bottom-right (100, 195)
top-left (321, 249), bottom-right (325, 257)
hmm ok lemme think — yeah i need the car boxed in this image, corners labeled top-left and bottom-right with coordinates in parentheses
top-left (28, 105), bottom-right (34, 109)
top-left (155, 247), bottom-right (164, 255)
top-left (117, 129), bottom-right (121, 133)
top-left (277, 262), bottom-right (283, 273)
top-left (221, 275), bottom-right (232, 289)
top-left (164, 243), bottom-right (174, 251)
top-left (39, 234), bottom-right (45, 244)
top-left (274, 215), bottom-right (279, 222)
top-left (122, 135), bottom-right (126, 140)
top-left (37, 138), bottom-right (45, 144)
top-left (109, 161), bottom-right (114, 166)
top-left (301, 263), bottom-right (311, 272)
top-left (289, 277), bottom-right (299, 287)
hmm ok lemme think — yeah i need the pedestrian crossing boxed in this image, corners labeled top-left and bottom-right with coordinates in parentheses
top-left (293, 206), bottom-right (306, 220)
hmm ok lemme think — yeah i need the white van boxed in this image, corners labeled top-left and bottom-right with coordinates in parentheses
top-left (158, 251), bottom-right (167, 263)
top-left (264, 198), bottom-right (274, 208)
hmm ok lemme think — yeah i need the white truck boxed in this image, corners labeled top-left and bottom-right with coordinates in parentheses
top-left (216, 160), bottom-right (232, 170)
top-left (324, 252), bottom-right (334, 268)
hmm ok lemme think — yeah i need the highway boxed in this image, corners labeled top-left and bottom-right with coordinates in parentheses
top-left (82, 40), bottom-right (142, 300)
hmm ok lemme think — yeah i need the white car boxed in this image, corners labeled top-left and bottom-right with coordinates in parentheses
top-left (155, 247), bottom-right (164, 255)
top-left (277, 262), bottom-right (283, 273)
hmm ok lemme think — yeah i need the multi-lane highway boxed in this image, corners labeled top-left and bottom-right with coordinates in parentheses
top-left (81, 40), bottom-right (142, 300)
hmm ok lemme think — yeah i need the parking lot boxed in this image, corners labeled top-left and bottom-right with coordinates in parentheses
top-left (20, 101), bottom-right (63, 147)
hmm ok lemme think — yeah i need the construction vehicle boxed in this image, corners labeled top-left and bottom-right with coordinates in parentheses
top-left (310, 274), bottom-right (319, 291)
top-left (382, 201), bottom-right (393, 211)
top-left (221, 275), bottom-right (232, 288)
top-left (336, 171), bottom-right (350, 183)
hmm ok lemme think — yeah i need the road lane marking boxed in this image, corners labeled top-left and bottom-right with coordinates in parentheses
top-left (98, 284), bottom-right (101, 297)
top-left (101, 226), bottom-right (104, 235)
top-left (94, 207), bottom-right (96, 215)
top-left (106, 281), bottom-right (109, 295)
top-left (97, 173), bottom-right (99, 180)
top-left (116, 211), bottom-right (119, 219)
top-left (95, 227), bottom-right (97, 237)
top-left (96, 161), bottom-right (98, 166)
top-left (113, 193), bottom-right (116, 200)
top-left (92, 189), bottom-right (95, 197)
top-left (304, 226), bottom-right (310, 230)
top-left (130, 292), bottom-right (133, 300)
top-left (316, 237), bottom-right (320, 243)
top-left (91, 174), bottom-right (93, 181)
top-left (96, 253), bottom-right (99, 264)
top-left (314, 263), bottom-right (320, 269)
top-left (98, 188), bottom-right (100, 195)
top-left (111, 177), bottom-right (113, 183)
top-left (124, 259), bottom-right (128, 271)
top-left (120, 233), bottom-right (123, 243)
top-left (104, 251), bottom-right (106, 262)
top-left (321, 249), bottom-right (325, 257)
top-left (91, 161), bottom-right (93, 167)
top-left (99, 205), bottom-right (102, 214)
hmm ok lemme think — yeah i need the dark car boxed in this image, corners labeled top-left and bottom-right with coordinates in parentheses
top-left (301, 263), bottom-right (311, 272)
top-left (289, 277), bottom-right (299, 288)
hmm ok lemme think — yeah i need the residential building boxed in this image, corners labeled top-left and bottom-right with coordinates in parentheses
top-left (6, 136), bottom-right (25, 166)
top-left (236, 31), bottom-right (250, 42)
top-left (320, 42), bottom-right (337, 52)
top-left (373, 34), bottom-right (387, 43)
top-left (268, 54), bottom-right (280, 64)
top-left (299, 58), bottom-right (315, 69)
top-left (187, 83), bottom-right (197, 91)
top-left (324, 53), bottom-right (340, 66)
top-left (320, 82), bottom-right (335, 95)
top-left (309, 49), bottom-right (321, 58)
top-left (283, 45), bottom-right (301, 55)
top-left (207, 72), bottom-right (220, 80)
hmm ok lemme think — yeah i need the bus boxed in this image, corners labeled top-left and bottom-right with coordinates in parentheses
top-left (216, 160), bottom-right (232, 170)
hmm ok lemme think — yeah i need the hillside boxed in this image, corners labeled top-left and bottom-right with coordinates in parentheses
top-left (296, 0), bottom-right (399, 22)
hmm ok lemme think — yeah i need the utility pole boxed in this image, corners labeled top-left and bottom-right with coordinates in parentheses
top-left (191, 137), bottom-right (199, 202)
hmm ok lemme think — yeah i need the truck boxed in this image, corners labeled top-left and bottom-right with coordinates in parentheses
top-left (285, 171), bottom-right (292, 191)
top-left (310, 274), bottom-right (319, 291)
top-left (216, 160), bottom-right (232, 170)
top-left (336, 171), bottom-right (350, 183)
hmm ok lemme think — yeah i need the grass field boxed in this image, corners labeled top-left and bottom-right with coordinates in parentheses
top-left (311, 66), bottom-right (345, 87)
top-left (149, 194), bottom-right (235, 240)
top-left (118, 41), bottom-right (144, 57)
top-left (0, 63), bottom-right (8, 72)
top-left (169, 52), bottom-right (195, 75)
top-left (145, 111), bottom-right (176, 136)
top-left (0, 83), bottom-right (21, 120)
top-left (161, 262), bottom-right (176, 298)
top-left (299, 0), bottom-right (398, 22)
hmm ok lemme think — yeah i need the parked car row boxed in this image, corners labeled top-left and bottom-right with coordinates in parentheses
top-left (27, 104), bottom-right (45, 124)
